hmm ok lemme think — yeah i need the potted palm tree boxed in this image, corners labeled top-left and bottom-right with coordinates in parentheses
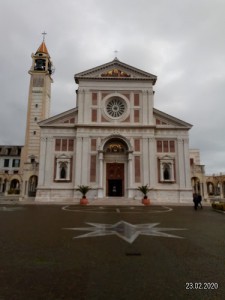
top-left (137, 184), bottom-right (151, 205)
top-left (76, 185), bottom-right (92, 205)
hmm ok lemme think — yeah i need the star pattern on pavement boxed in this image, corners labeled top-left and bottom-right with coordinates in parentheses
top-left (64, 221), bottom-right (187, 244)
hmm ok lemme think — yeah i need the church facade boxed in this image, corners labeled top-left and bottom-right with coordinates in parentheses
top-left (33, 44), bottom-right (193, 203)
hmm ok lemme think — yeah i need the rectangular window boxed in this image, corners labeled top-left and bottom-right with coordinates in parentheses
top-left (134, 110), bottom-right (139, 122)
top-left (12, 159), bottom-right (20, 168)
top-left (157, 141), bottom-right (163, 152)
top-left (157, 140), bottom-right (175, 153)
top-left (4, 159), bottom-right (9, 167)
top-left (134, 139), bottom-right (140, 152)
top-left (135, 156), bottom-right (141, 183)
top-left (55, 138), bottom-right (75, 152)
top-left (62, 139), bottom-right (68, 151)
top-left (92, 93), bottom-right (98, 105)
top-left (134, 94), bottom-right (139, 106)
top-left (55, 139), bottom-right (61, 151)
top-left (68, 139), bottom-right (74, 151)
top-left (92, 109), bottom-right (97, 122)
top-left (91, 139), bottom-right (97, 151)
top-left (90, 155), bottom-right (96, 182)
top-left (169, 141), bottom-right (175, 152)
top-left (163, 141), bottom-right (169, 152)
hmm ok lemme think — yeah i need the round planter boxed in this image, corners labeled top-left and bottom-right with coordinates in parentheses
top-left (80, 197), bottom-right (89, 205)
top-left (142, 197), bottom-right (150, 206)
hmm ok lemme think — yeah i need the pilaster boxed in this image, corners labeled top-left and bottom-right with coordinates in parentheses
top-left (75, 137), bottom-right (83, 185)
top-left (149, 138), bottom-right (156, 187)
top-left (177, 138), bottom-right (185, 188)
top-left (127, 152), bottom-right (133, 197)
top-left (147, 89), bottom-right (154, 124)
top-left (183, 138), bottom-right (192, 188)
top-left (142, 137), bottom-right (149, 183)
top-left (81, 137), bottom-right (89, 183)
top-left (98, 151), bottom-right (104, 198)
top-left (77, 89), bottom-right (85, 124)
top-left (142, 90), bottom-right (148, 124)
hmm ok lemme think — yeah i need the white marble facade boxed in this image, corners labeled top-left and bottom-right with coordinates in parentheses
top-left (36, 58), bottom-right (193, 203)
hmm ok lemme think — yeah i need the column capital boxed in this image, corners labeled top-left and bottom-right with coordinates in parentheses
top-left (177, 138), bottom-right (184, 144)
top-left (98, 152), bottom-right (104, 160)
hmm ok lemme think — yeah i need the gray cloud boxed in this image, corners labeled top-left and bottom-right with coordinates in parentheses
top-left (0, 0), bottom-right (224, 174)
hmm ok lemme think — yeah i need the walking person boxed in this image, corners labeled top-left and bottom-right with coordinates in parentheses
top-left (198, 194), bottom-right (203, 208)
top-left (193, 193), bottom-right (198, 210)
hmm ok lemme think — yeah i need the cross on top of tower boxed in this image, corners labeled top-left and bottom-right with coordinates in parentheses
top-left (42, 31), bottom-right (47, 42)
top-left (114, 50), bottom-right (119, 58)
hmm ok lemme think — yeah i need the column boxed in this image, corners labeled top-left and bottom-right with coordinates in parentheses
top-left (81, 137), bottom-right (89, 184)
top-left (130, 92), bottom-right (134, 123)
top-left (142, 138), bottom-right (149, 184)
top-left (147, 89), bottom-right (154, 124)
top-left (177, 138), bottom-right (185, 188)
top-left (183, 138), bottom-right (192, 188)
top-left (127, 152), bottom-right (133, 198)
top-left (4, 180), bottom-right (9, 196)
top-left (84, 90), bottom-right (91, 123)
top-left (98, 152), bottom-right (104, 198)
top-left (77, 89), bottom-right (84, 124)
top-left (149, 138), bottom-right (156, 187)
top-left (75, 137), bottom-right (82, 186)
top-left (142, 90), bottom-right (148, 124)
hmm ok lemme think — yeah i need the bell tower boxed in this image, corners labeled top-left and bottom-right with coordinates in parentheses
top-left (20, 34), bottom-right (54, 197)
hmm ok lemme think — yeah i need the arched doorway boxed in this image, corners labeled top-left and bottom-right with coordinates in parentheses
top-left (3, 179), bottom-right (7, 193)
top-left (28, 175), bottom-right (38, 197)
top-left (106, 163), bottom-right (124, 196)
top-left (103, 138), bottom-right (129, 197)
top-left (10, 179), bottom-right (20, 194)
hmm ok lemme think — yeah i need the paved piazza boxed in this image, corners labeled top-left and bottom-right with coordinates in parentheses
top-left (0, 203), bottom-right (224, 299)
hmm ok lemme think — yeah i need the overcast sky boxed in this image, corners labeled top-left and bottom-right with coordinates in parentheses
top-left (0, 0), bottom-right (224, 175)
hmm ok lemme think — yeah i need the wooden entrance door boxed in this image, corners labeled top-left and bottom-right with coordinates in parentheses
top-left (106, 163), bottom-right (124, 196)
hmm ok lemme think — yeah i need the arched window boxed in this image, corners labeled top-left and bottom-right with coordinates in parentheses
top-left (55, 154), bottom-right (72, 182)
top-left (159, 157), bottom-right (175, 183)
top-left (163, 164), bottom-right (171, 180)
top-left (60, 163), bottom-right (67, 179)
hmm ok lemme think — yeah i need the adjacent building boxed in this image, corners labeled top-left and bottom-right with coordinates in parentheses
top-left (0, 146), bottom-right (22, 194)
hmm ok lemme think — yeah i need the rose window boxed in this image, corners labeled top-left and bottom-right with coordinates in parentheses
top-left (106, 98), bottom-right (126, 118)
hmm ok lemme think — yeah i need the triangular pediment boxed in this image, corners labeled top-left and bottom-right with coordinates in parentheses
top-left (75, 58), bottom-right (157, 84)
top-left (153, 108), bottom-right (192, 129)
top-left (38, 108), bottom-right (78, 127)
